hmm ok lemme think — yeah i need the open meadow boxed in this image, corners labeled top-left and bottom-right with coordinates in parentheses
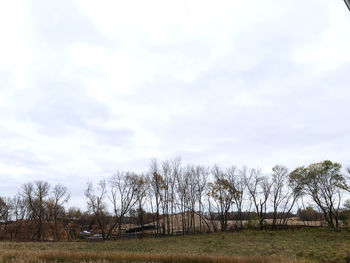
top-left (1, 228), bottom-right (350, 263)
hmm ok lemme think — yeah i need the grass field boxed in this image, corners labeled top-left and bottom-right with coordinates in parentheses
top-left (0, 228), bottom-right (349, 263)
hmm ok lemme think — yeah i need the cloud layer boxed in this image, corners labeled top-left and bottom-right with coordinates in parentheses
top-left (1, 0), bottom-right (350, 207)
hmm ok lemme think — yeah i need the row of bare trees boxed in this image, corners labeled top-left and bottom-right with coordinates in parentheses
top-left (83, 159), bottom-right (350, 237)
top-left (0, 159), bottom-right (349, 240)
top-left (0, 181), bottom-right (70, 240)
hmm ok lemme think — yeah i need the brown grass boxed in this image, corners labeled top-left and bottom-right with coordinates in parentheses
top-left (145, 213), bottom-right (326, 234)
top-left (1, 228), bottom-right (349, 262)
top-left (0, 250), bottom-right (311, 263)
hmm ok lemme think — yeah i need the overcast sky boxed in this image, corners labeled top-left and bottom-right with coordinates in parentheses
top-left (0, 0), bottom-right (350, 208)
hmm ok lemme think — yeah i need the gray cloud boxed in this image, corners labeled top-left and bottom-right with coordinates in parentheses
top-left (0, 0), bottom-right (349, 208)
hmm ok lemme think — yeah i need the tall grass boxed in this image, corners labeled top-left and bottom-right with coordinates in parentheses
top-left (0, 251), bottom-right (311, 263)
top-left (2, 229), bottom-right (348, 262)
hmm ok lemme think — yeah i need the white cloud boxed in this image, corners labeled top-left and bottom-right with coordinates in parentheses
top-left (292, 1), bottom-right (350, 73)
top-left (0, 0), bottom-right (350, 207)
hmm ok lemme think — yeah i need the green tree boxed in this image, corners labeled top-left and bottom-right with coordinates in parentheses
top-left (290, 160), bottom-right (348, 229)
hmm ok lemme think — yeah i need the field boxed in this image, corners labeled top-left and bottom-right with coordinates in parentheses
top-left (0, 228), bottom-right (350, 263)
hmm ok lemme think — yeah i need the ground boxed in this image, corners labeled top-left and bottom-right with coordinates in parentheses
top-left (0, 228), bottom-right (349, 263)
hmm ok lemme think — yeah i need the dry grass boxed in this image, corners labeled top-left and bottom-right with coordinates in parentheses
top-left (1, 229), bottom-right (349, 262)
top-left (146, 213), bottom-right (326, 234)
top-left (0, 251), bottom-right (311, 263)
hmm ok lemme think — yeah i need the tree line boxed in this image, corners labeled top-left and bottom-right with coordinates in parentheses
top-left (0, 159), bottom-right (350, 241)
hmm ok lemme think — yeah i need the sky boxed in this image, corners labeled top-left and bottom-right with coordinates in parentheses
top-left (0, 0), bottom-right (350, 208)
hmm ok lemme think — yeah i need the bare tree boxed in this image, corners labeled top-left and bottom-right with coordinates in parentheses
top-left (169, 158), bottom-right (181, 235)
top-left (22, 181), bottom-right (50, 240)
top-left (52, 184), bottom-right (70, 240)
top-left (195, 165), bottom-right (209, 233)
top-left (0, 197), bottom-right (11, 234)
top-left (134, 174), bottom-right (150, 235)
top-left (270, 165), bottom-right (289, 228)
top-left (244, 169), bottom-right (271, 230)
top-left (160, 161), bottom-right (171, 235)
top-left (183, 165), bottom-right (197, 234)
top-left (176, 164), bottom-right (190, 235)
top-left (84, 180), bottom-right (107, 239)
top-left (9, 195), bottom-right (27, 239)
top-left (279, 170), bottom-right (301, 226)
top-left (150, 159), bottom-right (164, 236)
top-left (108, 171), bottom-right (138, 238)
top-left (228, 166), bottom-right (246, 229)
